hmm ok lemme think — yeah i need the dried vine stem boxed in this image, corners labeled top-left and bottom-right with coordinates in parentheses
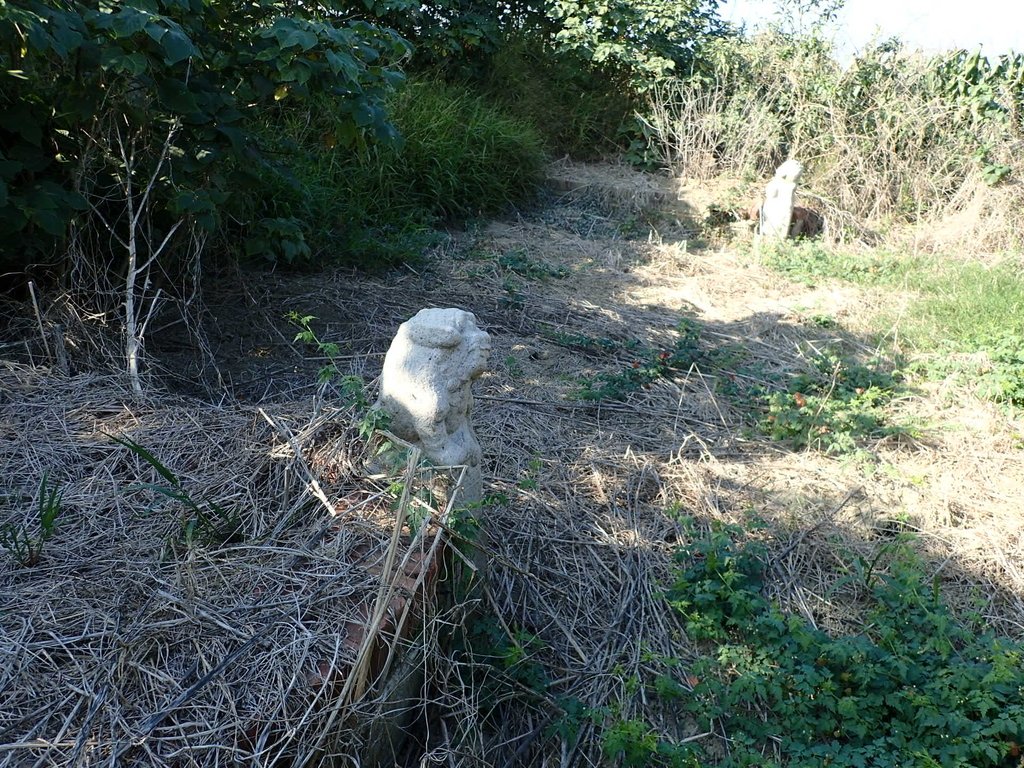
top-left (112, 122), bottom-right (182, 394)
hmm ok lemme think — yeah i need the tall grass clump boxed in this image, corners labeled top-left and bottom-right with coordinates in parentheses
top-left (378, 79), bottom-right (546, 218)
top-left (481, 38), bottom-right (636, 158)
top-left (643, 32), bottom-right (1024, 251)
top-left (244, 78), bottom-right (546, 266)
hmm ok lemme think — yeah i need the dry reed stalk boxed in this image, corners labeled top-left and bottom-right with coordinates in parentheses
top-left (0, 365), bottom-right (454, 766)
top-left (641, 49), bottom-right (1023, 253)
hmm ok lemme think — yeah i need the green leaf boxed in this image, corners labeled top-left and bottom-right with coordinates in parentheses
top-left (28, 207), bottom-right (67, 237)
top-left (325, 49), bottom-right (359, 82)
top-left (106, 433), bottom-right (182, 488)
top-left (351, 99), bottom-right (375, 127)
top-left (144, 22), bottom-right (168, 44)
top-left (156, 79), bottom-right (199, 114)
top-left (0, 105), bottom-right (42, 145)
top-left (115, 51), bottom-right (150, 75)
top-left (131, 482), bottom-right (190, 505)
top-left (49, 16), bottom-right (85, 58)
top-left (277, 26), bottom-right (318, 51)
top-left (110, 7), bottom-right (151, 38)
top-left (159, 27), bottom-right (197, 65)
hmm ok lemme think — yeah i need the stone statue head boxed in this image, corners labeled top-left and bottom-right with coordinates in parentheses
top-left (774, 159), bottom-right (804, 183)
top-left (397, 307), bottom-right (491, 389)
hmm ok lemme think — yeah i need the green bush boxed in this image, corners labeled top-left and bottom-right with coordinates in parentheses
top-left (0, 0), bottom-right (409, 274)
top-left (240, 79), bottom-right (547, 266)
top-left (657, 523), bottom-right (1024, 768)
top-left (379, 79), bottom-right (546, 219)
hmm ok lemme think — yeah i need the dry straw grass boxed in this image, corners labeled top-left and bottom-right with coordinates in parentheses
top-left (0, 363), bottom-right (457, 766)
top-left (3, 163), bottom-right (1024, 766)
top-left (641, 37), bottom-right (1024, 252)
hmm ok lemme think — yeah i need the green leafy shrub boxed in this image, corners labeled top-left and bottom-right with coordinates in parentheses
top-left (762, 349), bottom-right (908, 454)
top-left (978, 334), bottom-right (1024, 407)
top-left (246, 79), bottom-right (546, 266)
top-left (0, 0), bottom-right (409, 273)
top-left (661, 523), bottom-right (1024, 768)
top-left (548, 0), bottom-right (723, 88)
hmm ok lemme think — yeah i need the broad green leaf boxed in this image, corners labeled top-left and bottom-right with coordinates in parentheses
top-left (28, 207), bottom-right (67, 236)
top-left (156, 79), bottom-right (199, 114)
top-left (49, 15), bottom-right (85, 57)
top-left (325, 49), bottom-right (359, 82)
top-left (351, 99), bottom-right (375, 127)
top-left (109, 7), bottom-right (151, 38)
top-left (277, 26), bottom-right (318, 51)
top-left (159, 27), bottom-right (196, 65)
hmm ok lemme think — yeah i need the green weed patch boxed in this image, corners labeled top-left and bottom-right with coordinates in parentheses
top-left (761, 241), bottom-right (917, 288)
top-left (0, 472), bottom-right (64, 567)
top-left (649, 523), bottom-right (1024, 768)
top-left (570, 319), bottom-right (706, 402)
top-left (762, 242), bottom-right (1024, 409)
top-left (497, 249), bottom-right (569, 280)
top-left (761, 350), bottom-right (911, 454)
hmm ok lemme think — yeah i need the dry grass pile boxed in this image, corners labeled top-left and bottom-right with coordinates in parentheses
top-left (908, 175), bottom-right (1024, 255)
top-left (0, 363), bottom-right (453, 766)
top-left (545, 158), bottom-right (680, 215)
top-left (4, 163), bottom-right (1024, 766)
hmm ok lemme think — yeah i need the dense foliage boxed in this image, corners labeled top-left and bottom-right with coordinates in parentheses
top-left (253, 78), bottom-right (546, 265)
top-left (0, 0), bottom-right (410, 275)
top-left (599, 523), bottom-right (1024, 767)
top-left (0, 0), bottom-right (725, 282)
top-left (550, 0), bottom-right (723, 85)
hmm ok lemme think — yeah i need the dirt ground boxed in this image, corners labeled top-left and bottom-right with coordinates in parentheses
top-left (3, 161), bottom-right (1023, 766)
top-left (153, 162), bottom-right (1024, 757)
top-left (151, 162), bottom-right (1024, 622)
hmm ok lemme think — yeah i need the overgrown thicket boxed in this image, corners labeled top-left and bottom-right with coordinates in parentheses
top-left (0, 0), bottom-right (409, 274)
top-left (1, 0), bottom-right (723, 277)
top-left (642, 32), bottom-right (1024, 249)
top-left (0, 0), bottom-right (723, 382)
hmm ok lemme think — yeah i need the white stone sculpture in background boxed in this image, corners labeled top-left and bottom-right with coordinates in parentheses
top-left (375, 307), bottom-right (491, 503)
top-left (758, 159), bottom-right (804, 240)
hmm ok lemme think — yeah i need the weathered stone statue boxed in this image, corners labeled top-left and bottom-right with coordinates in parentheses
top-left (375, 307), bottom-right (491, 504)
top-left (759, 159), bottom-right (803, 240)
